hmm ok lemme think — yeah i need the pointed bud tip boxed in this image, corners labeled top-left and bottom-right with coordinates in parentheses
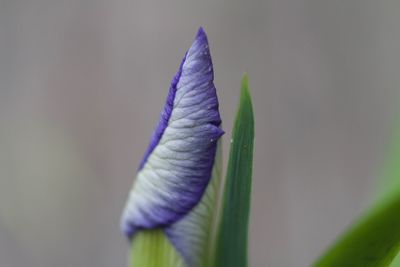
top-left (196, 26), bottom-right (207, 38)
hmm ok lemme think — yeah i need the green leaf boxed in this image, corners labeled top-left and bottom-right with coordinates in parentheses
top-left (313, 114), bottom-right (400, 267)
top-left (129, 229), bottom-right (185, 267)
top-left (313, 198), bottom-right (400, 267)
top-left (214, 74), bottom-right (255, 267)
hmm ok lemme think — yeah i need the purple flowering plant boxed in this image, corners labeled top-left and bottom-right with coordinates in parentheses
top-left (119, 27), bottom-right (400, 267)
top-left (120, 28), bottom-right (254, 267)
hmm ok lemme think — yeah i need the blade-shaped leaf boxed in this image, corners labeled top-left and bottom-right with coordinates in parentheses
top-left (313, 113), bottom-right (400, 267)
top-left (313, 198), bottom-right (400, 267)
top-left (214, 74), bottom-right (254, 267)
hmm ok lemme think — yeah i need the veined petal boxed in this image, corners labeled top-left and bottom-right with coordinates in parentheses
top-left (165, 141), bottom-right (222, 267)
top-left (121, 28), bottom-right (223, 239)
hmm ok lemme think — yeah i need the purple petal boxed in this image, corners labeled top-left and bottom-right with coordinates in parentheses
top-left (121, 28), bottom-right (223, 239)
top-left (165, 141), bottom-right (222, 267)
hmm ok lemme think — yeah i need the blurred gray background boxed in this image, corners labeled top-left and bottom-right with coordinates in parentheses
top-left (1, 0), bottom-right (399, 266)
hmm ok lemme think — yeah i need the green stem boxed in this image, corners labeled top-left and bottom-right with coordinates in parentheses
top-left (130, 229), bottom-right (184, 267)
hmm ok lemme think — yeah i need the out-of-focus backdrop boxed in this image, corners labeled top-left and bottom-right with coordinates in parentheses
top-left (1, 1), bottom-right (399, 266)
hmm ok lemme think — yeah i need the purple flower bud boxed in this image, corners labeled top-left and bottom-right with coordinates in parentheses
top-left (121, 27), bottom-right (223, 251)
